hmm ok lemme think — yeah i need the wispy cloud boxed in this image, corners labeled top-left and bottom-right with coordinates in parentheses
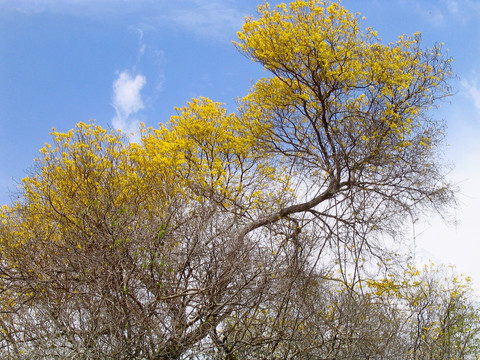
top-left (461, 75), bottom-right (480, 112)
top-left (443, 0), bottom-right (480, 17)
top-left (2, 0), bottom-right (249, 40)
top-left (405, 0), bottom-right (480, 27)
top-left (169, 0), bottom-right (246, 40)
top-left (409, 3), bottom-right (446, 27)
top-left (0, 0), bottom-right (128, 17)
top-left (111, 71), bottom-right (146, 142)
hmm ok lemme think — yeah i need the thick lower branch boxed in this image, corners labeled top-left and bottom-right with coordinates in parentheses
top-left (237, 179), bottom-right (340, 240)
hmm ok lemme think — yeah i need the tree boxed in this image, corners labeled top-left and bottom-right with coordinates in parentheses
top-left (208, 263), bottom-right (480, 360)
top-left (366, 264), bottom-right (480, 360)
top-left (0, 1), bottom-right (469, 359)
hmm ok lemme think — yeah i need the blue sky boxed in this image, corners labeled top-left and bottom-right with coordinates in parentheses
top-left (1, 0), bottom-right (480, 290)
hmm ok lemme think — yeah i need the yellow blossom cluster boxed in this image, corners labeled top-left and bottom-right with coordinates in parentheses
top-left (236, 0), bottom-right (452, 171)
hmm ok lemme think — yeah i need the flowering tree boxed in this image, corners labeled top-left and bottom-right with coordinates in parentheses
top-left (0, 1), bottom-right (473, 359)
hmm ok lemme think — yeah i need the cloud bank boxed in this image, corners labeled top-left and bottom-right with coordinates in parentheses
top-left (111, 71), bottom-right (146, 142)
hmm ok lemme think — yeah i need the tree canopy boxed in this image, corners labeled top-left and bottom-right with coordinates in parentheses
top-left (1, 1), bottom-right (478, 359)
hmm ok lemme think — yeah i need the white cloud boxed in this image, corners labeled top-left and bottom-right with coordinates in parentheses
top-left (2, 0), bottom-right (252, 41)
top-left (2, 0), bottom-right (248, 40)
top-left (169, 0), bottom-right (246, 39)
top-left (414, 154), bottom-right (480, 296)
top-left (461, 76), bottom-right (480, 112)
top-left (413, 84), bottom-right (480, 295)
top-left (412, 3), bottom-right (446, 27)
top-left (443, 0), bottom-right (480, 19)
top-left (111, 70), bottom-right (146, 142)
top-left (129, 27), bottom-right (146, 63)
top-left (401, 0), bottom-right (480, 28)
top-left (0, 0), bottom-right (124, 17)
top-left (445, 0), bottom-right (460, 14)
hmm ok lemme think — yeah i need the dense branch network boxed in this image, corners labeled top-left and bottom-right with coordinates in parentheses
top-left (1, 1), bottom-right (478, 359)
